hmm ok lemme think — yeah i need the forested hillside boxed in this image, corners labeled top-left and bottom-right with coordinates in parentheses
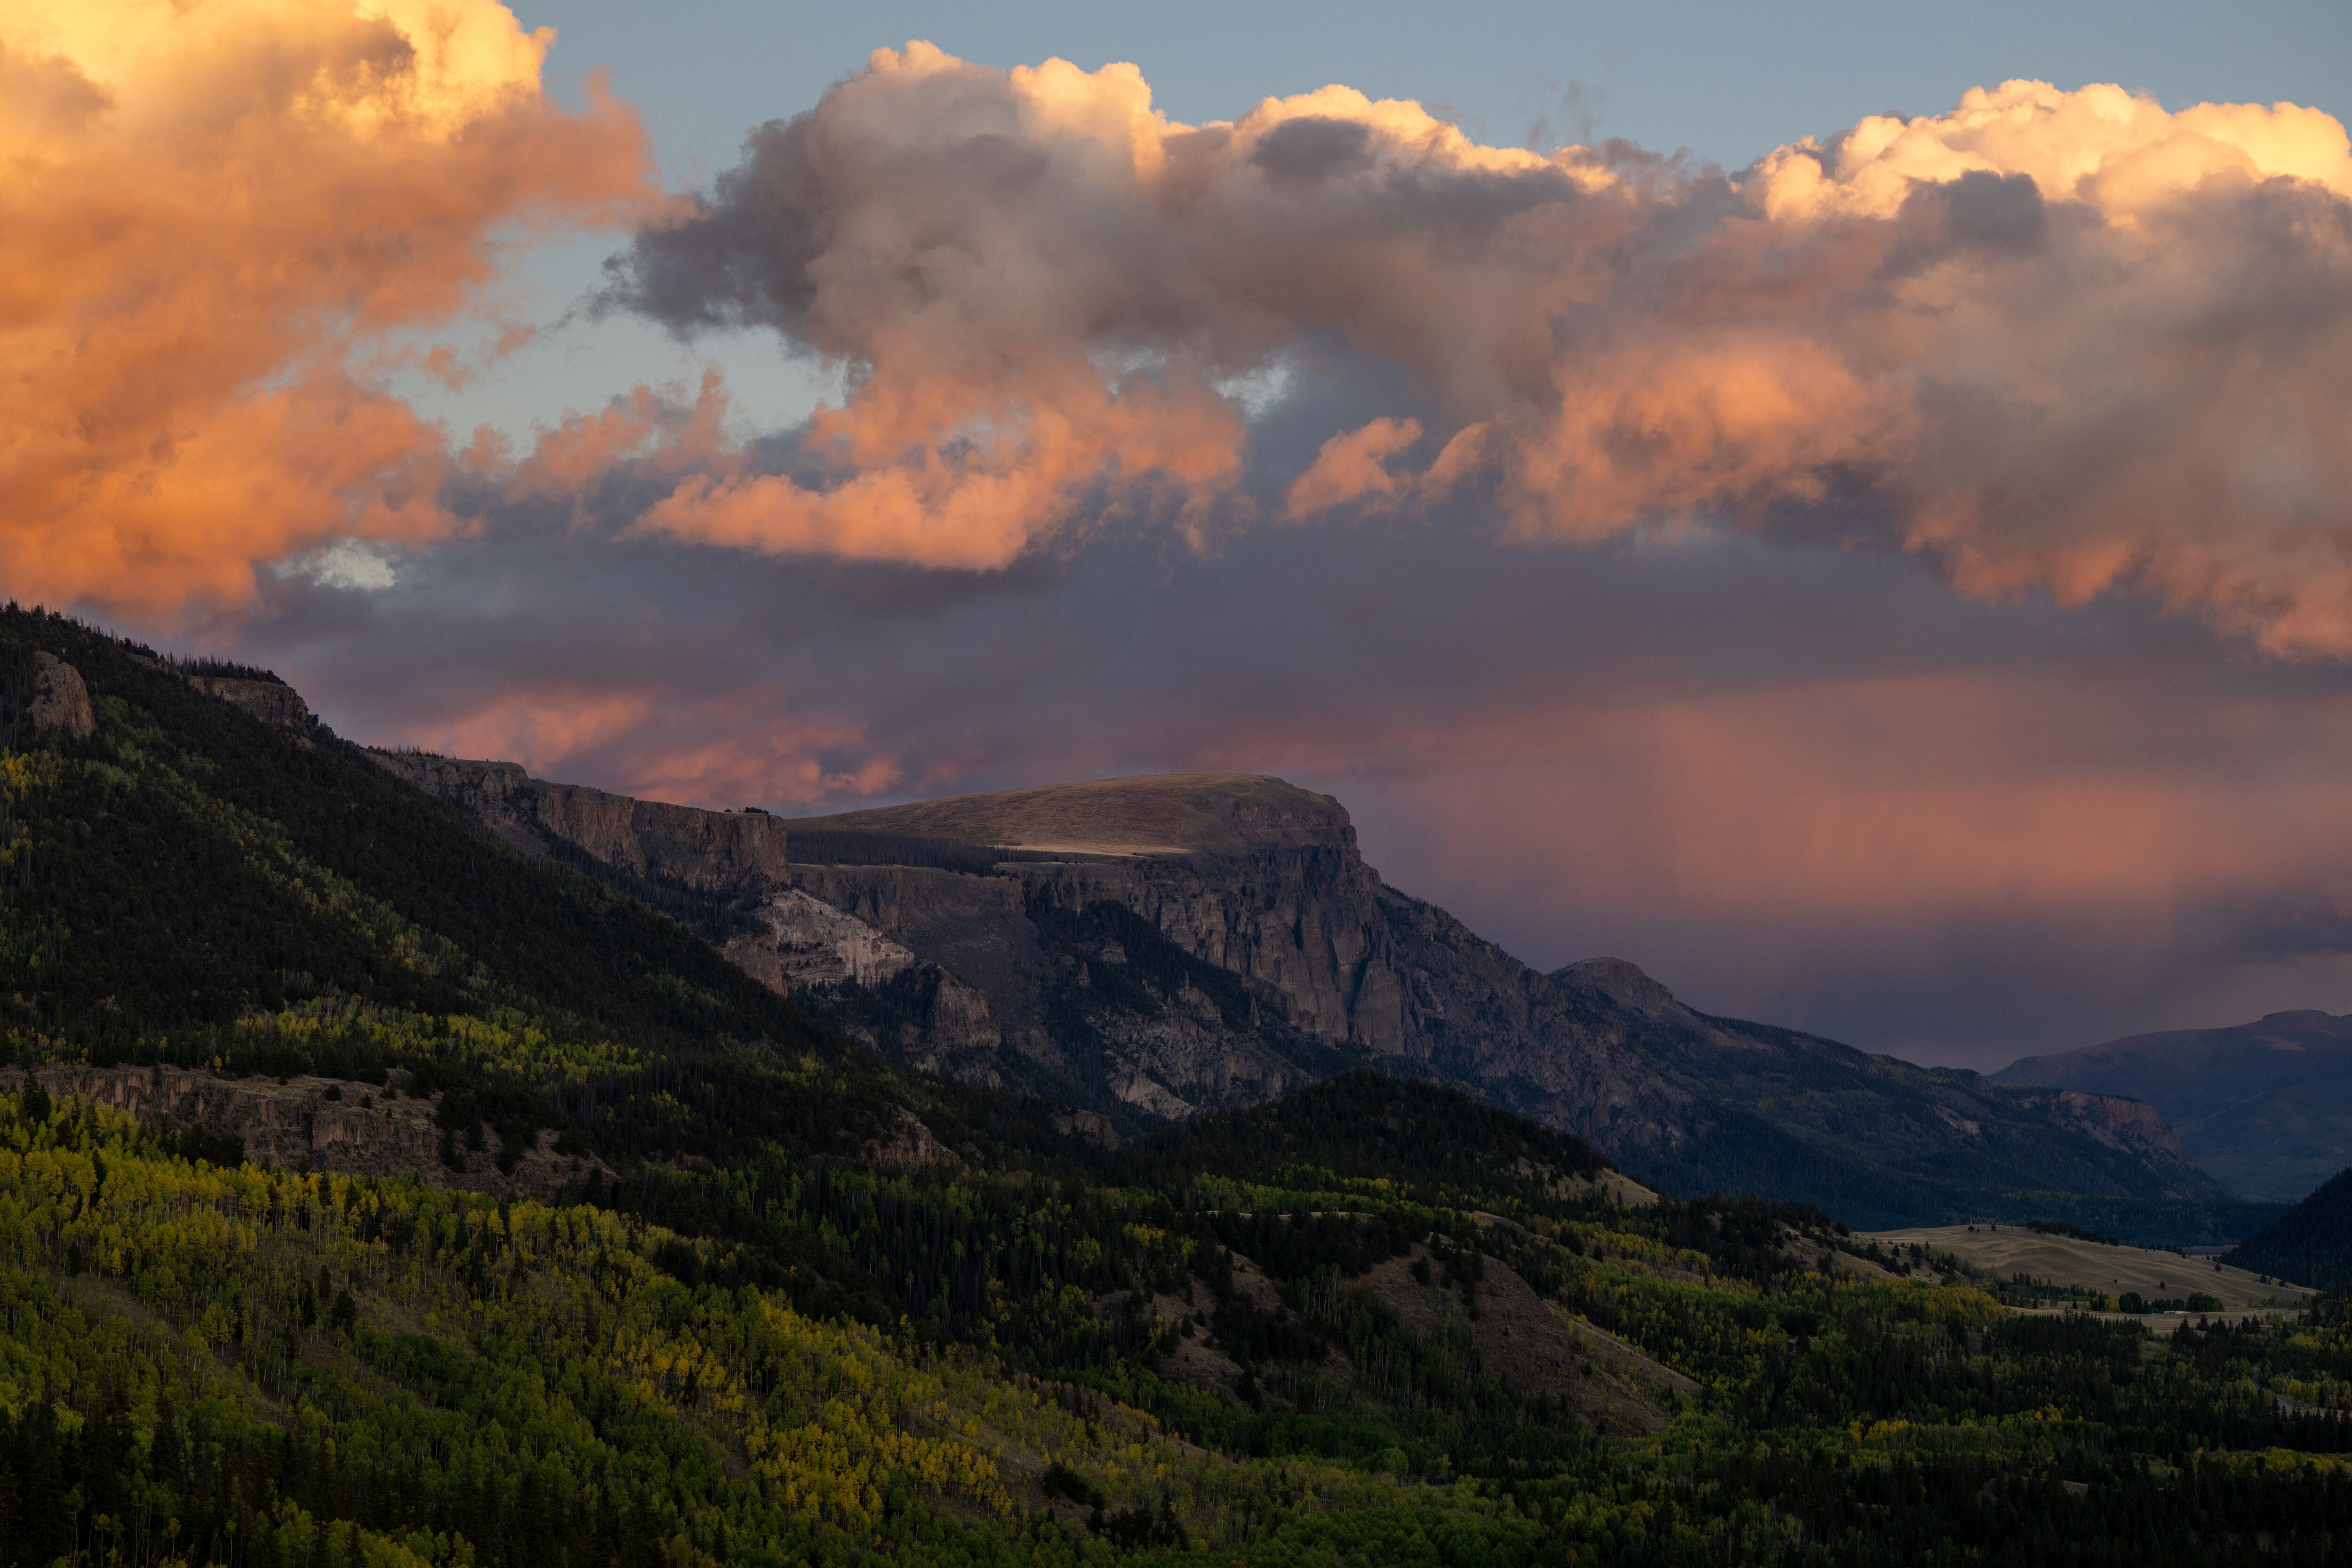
top-left (1, 605), bottom-right (2350, 1566)
top-left (2232, 1166), bottom-right (2352, 1289)
top-left (0, 607), bottom-right (1047, 1179)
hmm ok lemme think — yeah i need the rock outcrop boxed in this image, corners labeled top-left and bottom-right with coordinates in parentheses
top-left (863, 1105), bottom-right (966, 1170)
top-left (369, 751), bottom-right (790, 899)
top-left (723, 882), bottom-right (1006, 1080)
top-left (369, 756), bottom-right (2233, 1226)
top-left (729, 885), bottom-right (928, 989)
top-left (2048, 1088), bottom-right (2195, 1164)
top-left (3, 1066), bottom-right (593, 1198)
top-left (28, 653), bottom-right (94, 738)
top-left (187, 675), bottom-right (314, 729)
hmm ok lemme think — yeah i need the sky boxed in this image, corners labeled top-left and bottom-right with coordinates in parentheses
top-left (6, 0), bottom-right (2352, 1070)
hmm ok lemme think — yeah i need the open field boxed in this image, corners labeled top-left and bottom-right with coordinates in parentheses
top-left (1862, 1224), bottom-right (2317, 1311)
top-left (2002, 1305), bottom-right (2310, 1337)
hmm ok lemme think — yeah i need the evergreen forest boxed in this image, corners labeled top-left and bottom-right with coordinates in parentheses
top-left (0, 605), bottom-right (2346, 1567)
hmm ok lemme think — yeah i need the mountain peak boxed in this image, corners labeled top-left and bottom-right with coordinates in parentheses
top-left (1552, 956), bottom-right (1681, 1015)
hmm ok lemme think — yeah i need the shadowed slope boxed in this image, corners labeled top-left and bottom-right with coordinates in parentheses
top-left (1999, 1011), bottom-right (2352, 1201)
top-left (2230, 1165), bottom-right (2352, 1288)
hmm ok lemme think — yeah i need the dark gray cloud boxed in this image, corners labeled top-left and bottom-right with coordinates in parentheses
top-left (175, 418), bottom-right (2352, 1074)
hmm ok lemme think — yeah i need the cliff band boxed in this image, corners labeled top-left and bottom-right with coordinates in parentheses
top-left (371, 750), bottom-right (2239, 1231)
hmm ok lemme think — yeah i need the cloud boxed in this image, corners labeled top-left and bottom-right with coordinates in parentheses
top-left (216, 479), bottom-right (2352, 1068)
top-left (0, 0), bottom-right (659, 615)
top-left (1284, 418), bottom-right (1423, 519)
top-left (46, 34), bottom-right (2352, 1067)
top-left (608, 49), bottom-right (2352, 650)
top-left (282, 539), bottom-right (403, 592)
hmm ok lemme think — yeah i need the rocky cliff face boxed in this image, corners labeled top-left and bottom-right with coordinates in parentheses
top-left (364, 756), bottom-right (2234, 1226)
top-left (2049, 1089), bottom-right (2194, 1164)
top-left (772, 777), bottom-right (1694, 1140)
top-left (369, 751), bottom-right (791, 899)
top-left (987, 842), bottom-right (1693, 1142)
top-left (187, 675), bottom-right (315, 729)
top-left (29, 653), bottom-right (95, 738)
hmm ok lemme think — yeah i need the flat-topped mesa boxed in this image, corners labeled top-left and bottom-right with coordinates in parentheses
top-left (369, 750), bottom-right (790, 899)
top-left (779, 772), bottom-right (1357, 859)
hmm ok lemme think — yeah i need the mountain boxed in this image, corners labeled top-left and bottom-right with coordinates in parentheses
top-left (7, 607), bottom-right (2352, 1565)
top-left (772, 775), bottom-right (1691, 1137)
top-left (0, 608), bottom-right (1028, 1200)
top-left (1997, 1011), bottom-right (2352, 1200)
top-left (384, 752), bottom-right (2261, 1237)
top-left (1555, 958), bottom-right (2265, 1239)
top-left (53, 608), bottom-right (2240, 1240)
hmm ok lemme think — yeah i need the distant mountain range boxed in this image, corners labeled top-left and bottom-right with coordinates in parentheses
top-left (378, 750), bottom-right (2266, 1239)
top-left (1998, 1012), bottom-right (2352, 1202)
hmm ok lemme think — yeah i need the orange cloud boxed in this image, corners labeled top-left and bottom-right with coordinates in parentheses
top-left (0, 0), bottom-right (658, 614)
top-left (633, 360), bottom-right (1246, 569)
top-left (1284, 418), bottom-right (1423, 520)
top-left (615, 54), bottom-right (2352, 653)
top-left (404, 680), bottom-right (901, 812)
top-left (1273, 663), bottom-right (2352, 1058)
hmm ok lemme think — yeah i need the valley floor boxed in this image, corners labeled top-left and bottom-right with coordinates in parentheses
top-left (1865, 1224), bottom-right (2315, 1311)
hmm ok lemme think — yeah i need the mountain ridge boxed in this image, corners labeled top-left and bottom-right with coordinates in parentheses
top-left (4, 607), bottom-right (2346, 1564)
top-left (370, 749), bottom-right (792, 900)
top-left (375, 742), bottom-right (2262, 1236)
top-left (1998, 1010), bottom-right (2352, 1200)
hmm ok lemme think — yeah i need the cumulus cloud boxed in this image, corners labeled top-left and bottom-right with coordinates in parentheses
top-left (0, 0), bottom-right (659, 614)
top-left (609, 49), bottom-right (2352, 651)
top-left (43, 29), bottom-right (2352, 1064)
